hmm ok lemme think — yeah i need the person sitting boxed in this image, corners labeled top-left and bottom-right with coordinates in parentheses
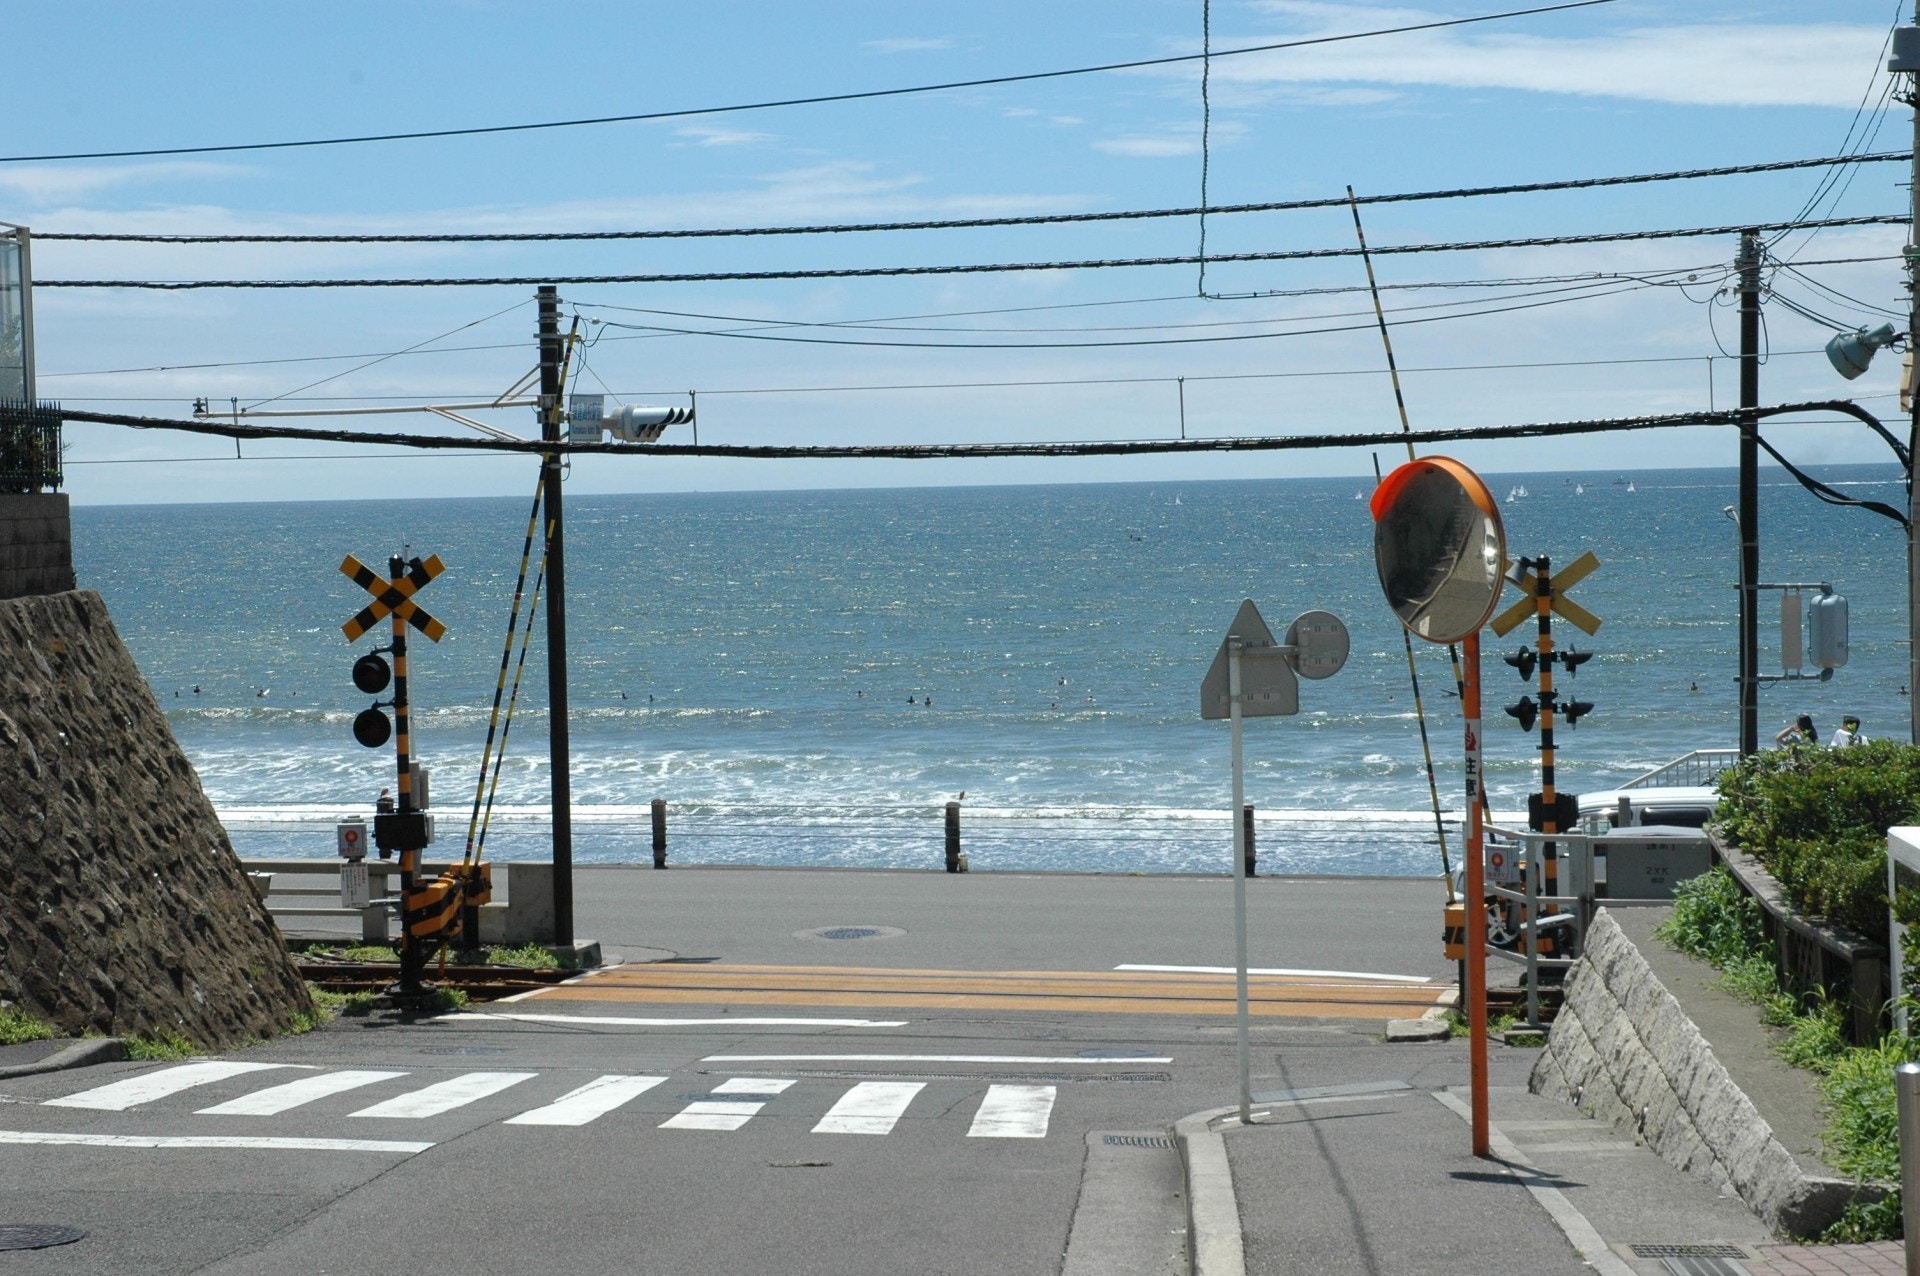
top-left (1774, 713), bottom-right (1818, 746)
top-left (1830, 715), bottom-right (1866, 747)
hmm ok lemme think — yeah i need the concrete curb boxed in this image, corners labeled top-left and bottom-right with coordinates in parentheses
top-left (0, 1037), bottom-right (127, 1079)
top-left (1174, 1105), bottom-right (1247, 1276)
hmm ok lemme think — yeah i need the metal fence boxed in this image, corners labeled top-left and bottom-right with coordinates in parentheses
top-left (0, 400), bottom-right (61, 493)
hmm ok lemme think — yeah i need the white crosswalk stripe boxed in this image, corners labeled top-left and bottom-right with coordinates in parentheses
top-left (505, 1075), bottom-right (667, 1127)
top-left (812, 1081), bottom-right (925, 1135)
top-left (968, 1085), bottom-right (1056, 1138)
top-left (198, 1070), bottom-right (410, 1116)
top-left (661, 1078), bottom-right (794, 1131)
top-left (350, 1072), bottom-right (536, 1119)
top-left (45, 1062), bottom-right (295, 1111)
top-left (35, 1065), bottom-right (1060, 1140)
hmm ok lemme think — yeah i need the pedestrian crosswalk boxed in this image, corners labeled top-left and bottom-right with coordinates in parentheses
top-left (25, 1062), bottom-right (1062, 1144)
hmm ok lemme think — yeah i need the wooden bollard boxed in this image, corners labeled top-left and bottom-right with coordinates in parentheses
top-left (651, 797), bottom-right (668, 868)
top-left (945, 801), bottom-right (962, 873)
top-left (1242, 802), bottom-right (1256, 877)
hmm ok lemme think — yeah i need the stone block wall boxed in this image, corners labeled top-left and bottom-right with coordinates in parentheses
top-left (0, 589), bottom-right (311, 1049)
top-left (0, 492), bottom-right (76, 600)
top-left (1530, 909), bottom-right (1860, 1238)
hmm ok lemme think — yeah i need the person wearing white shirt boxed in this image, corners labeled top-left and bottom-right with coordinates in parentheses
top-left (1829, 715), bottom-right (1866, 747)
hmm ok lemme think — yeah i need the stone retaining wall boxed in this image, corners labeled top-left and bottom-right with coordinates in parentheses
top-left (0, 492), bottom-right (75, 600)
top-left (0, 589), bottom-right (311, 1049)
top-left (1529, 909), bottom-right (1861, 1238)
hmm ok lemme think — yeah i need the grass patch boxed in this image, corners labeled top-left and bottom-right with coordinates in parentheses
top-left (1657, 867), bottom-right (1914, 1241)
top-left (340, 945), bottom-right (400, 963)
top-left (0, 1007), bottom-right (57, 1046)
top-left (125, 1032), bottom-right (200, 1061)
top-left (482, 944), bottom-right (563, 971)
top-left (429, 987), bottom-right (469, 1013)
top-left (307, 987), bottom-right (380, 1018)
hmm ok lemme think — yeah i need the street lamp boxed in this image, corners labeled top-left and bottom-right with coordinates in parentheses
top-left (1826, 324), bottom-right (1901, 381)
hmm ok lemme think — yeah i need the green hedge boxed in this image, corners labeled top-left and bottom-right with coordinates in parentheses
top-left (1712, 741), bottom-right (1920, 938)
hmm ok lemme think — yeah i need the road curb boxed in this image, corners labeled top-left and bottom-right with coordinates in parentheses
top-left (1174, 1105), bottom-right (1247, 1276)
top-left (0, 1037), bottom-right (127, 1079)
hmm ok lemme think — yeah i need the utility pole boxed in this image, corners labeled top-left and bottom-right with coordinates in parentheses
top-left (537, 286), bottom-right (575, 946)
top-left (1905, 8), bottom-right (1920, 746)
top-left (1738, 230), bottom-right (1762, 756)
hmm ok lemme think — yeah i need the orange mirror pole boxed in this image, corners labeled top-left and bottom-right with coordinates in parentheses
top-left (1462, 630), bottom-right (1489, 1157)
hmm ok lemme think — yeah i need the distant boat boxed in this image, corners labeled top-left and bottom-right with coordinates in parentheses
top-left (1626, 481), bottom-right (1636, 492)
top-left (1353, 488), bottom-right (1365, 500)
top-left (1614, 476), bottom-right (1629, 486)
top-left (1173, 495), bottom-right (1182, 506)
top-left (1574, 484), bottom-right (1585, 495)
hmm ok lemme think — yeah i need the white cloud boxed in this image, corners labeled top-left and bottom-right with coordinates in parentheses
top-left (1210, 5), bottom-right (1890, 108)
top-left (0, 162), bottom-right (252, 205)
top-left (673, 124), bottom-right (775, 148)
top-left (862, 36), bottom-right (954, 54)
top-left (1095, 136), bottom-right (1203, 158)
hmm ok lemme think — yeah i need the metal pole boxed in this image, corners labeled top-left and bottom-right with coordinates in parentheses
top-left (1738, 231), bottom-right (1762, 756)
top-left (390, 554), bottom-right (422, 997)
top-left (1899, 1061), bottom-right (1920, 1275)
top-left (537, 286), bottom-right (574, 947)
top-left (1463, 632), bottom-right (1490, 1157)
top-left (1906, 19), bottom-right (1920, 747)
top-left (1229, 638), bottom-right (1253, 1126)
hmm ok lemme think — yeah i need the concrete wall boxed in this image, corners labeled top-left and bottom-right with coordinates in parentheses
top-left (0, 492), bottom-right (75, 600)
top-left (1530, 909), bottom-right (1861, 1238)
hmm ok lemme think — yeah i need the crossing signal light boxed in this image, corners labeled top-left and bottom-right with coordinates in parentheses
top-left (352, 653), bottom-right (391, 694)
top-left (353, 707), bottom-right (392, 748)
top-left (1563, 699), bottom-right (1595, 727)
top-left (1504, 696), bottom-right (1538, 732)
top-left (607, 404), bottom-right (695, 442)
top-left (1503, 647), bottom-right (1537, 680)
top-left (1559, 647), bottom-right (1593, 676)
top-left (350, 652), bottom-right (393, 747)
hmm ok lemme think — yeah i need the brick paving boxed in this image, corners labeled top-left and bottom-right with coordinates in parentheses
top-left (1743, 1241), bottom-right (1906, 1275)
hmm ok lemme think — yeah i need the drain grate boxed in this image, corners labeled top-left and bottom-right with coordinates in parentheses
top-left (1627, 1245), bottom-right (1751, 1258)
top-left (0, 1224), bottom-right (85, 1252)
top-left (819, 927), bottom-right (880, 940)
top-left (420, 1046), bottom-right (508, 1056)
top-left (1103, 1135), bottom-right (1175, 1149)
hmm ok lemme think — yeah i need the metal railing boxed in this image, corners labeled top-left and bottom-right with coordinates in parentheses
top-left (0, 400), bottom-right (60, 493)
top-left (1619, 749), bottom-right (1738, 790)
top-left (1481, 823), bottom-right (1595, 1028)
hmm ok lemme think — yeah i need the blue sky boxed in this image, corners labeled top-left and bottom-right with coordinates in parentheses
top-left (6, 0), bottom-right (1912, 504)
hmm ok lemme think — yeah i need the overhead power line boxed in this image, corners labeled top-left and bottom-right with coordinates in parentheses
top-left (49, 399), bottom-right (1881, 461)
top-left (1, 0), bottom-right (1614, 164)
top-left (35, 151), bottom-right (1901, 244)
top-left (38, 215), bottom-right (1905, 290)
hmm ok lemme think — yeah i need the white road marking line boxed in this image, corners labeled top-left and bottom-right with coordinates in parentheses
top-left (702, 1054), bottom-right (1171, 1064)
top-left (661, 1077), bottom-right (795, 1131)
top-left (349, 1072), bottom-right (536, 1119)
top-left (1115, 963), bottom-right (1434, 984)
top-left (505, 1075), bottom-right (667, 1126)
top-left (197, 1070), bottom-right (409, 1116)
top-left (969, 1085), bottom-right (1056, 1139)
top-left (443, 1013), bottom-right (908, 1028)
top-left (0, 1130), bottom-right (431, 1155)
top-left (44, 1062), bottom-right (297, 1111)
top-left (812, 1081), bottom-right (926, 1135)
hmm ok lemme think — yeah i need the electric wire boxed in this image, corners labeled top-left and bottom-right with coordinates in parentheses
top-left (0, 0), bottom-right (1616, 164)
top-left (49, 399), bottom-right (1896, 462)
top-left (37, 215), bottom-right (1906, 289)
top-left (465, 473), bottom-right (546, 868)
top-left (37, 152), bottom-right (1903, 244)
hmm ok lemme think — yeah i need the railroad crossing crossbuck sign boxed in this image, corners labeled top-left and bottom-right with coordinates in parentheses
top-left (340, 553), bottom-right (448, 643)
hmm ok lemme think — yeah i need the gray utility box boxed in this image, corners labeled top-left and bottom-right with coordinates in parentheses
top-left (1593, 825), bottom-right (1712, 900)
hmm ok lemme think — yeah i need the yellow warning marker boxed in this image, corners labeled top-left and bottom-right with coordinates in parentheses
top-left (340, 553), bottom-right (447, 643)
top-left (1491, 549), bottom-right (1602, 637)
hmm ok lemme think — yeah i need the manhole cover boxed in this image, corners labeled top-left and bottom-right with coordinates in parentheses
top-left (0, 1224), bottom-right (85, 1251)
top-left (794, 925), bottom-right (906, 942)
top-left (1078, 1048), bottom-right (1161, 1060)
top-left (421, 1046), bottom-right (508, 1056)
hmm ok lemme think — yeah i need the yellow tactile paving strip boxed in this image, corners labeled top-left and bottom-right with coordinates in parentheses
top-left (525, 964), bottom-right (1450, 1020)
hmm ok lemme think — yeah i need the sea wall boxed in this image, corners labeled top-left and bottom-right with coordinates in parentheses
top-left (0, 589), bottom-right (311, 1048)
top-left (0, 492), bottom-right (75, 600)
top-left (1529, 910), bottom-right (1858, 1238)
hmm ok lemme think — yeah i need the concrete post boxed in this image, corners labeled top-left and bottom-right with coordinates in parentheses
top-left (1900, 1061), bottom-right (1920, 1276)
top-left (651, 797), bottom-right (667, 869)
top-left (1241, 802), bottom-right (1256, 877)
top-left (945, 802), bottom-right (962, 873)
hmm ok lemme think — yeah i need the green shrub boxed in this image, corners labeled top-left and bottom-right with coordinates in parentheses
top-left (1713, 741), bottom-right (1920, 936)
top-left (0, 1007), bottom-right (56, 1046)
top-left (1658, 867), bottom-right (1769, 967)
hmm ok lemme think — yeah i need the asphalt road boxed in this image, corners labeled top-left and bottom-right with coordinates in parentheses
top-left (0, 869), bottom-right (1517, 1275)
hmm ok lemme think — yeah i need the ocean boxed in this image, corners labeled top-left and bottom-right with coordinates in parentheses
top-left (72, 464), bottom-right (1913, 876)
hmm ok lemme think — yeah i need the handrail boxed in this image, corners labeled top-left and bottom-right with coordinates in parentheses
top-left (1619, 749), bottom-right (1738, 790)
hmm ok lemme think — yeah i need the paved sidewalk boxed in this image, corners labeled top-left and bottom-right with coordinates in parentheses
top-left (1744, 1242), bottom-right (1905, 1275)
